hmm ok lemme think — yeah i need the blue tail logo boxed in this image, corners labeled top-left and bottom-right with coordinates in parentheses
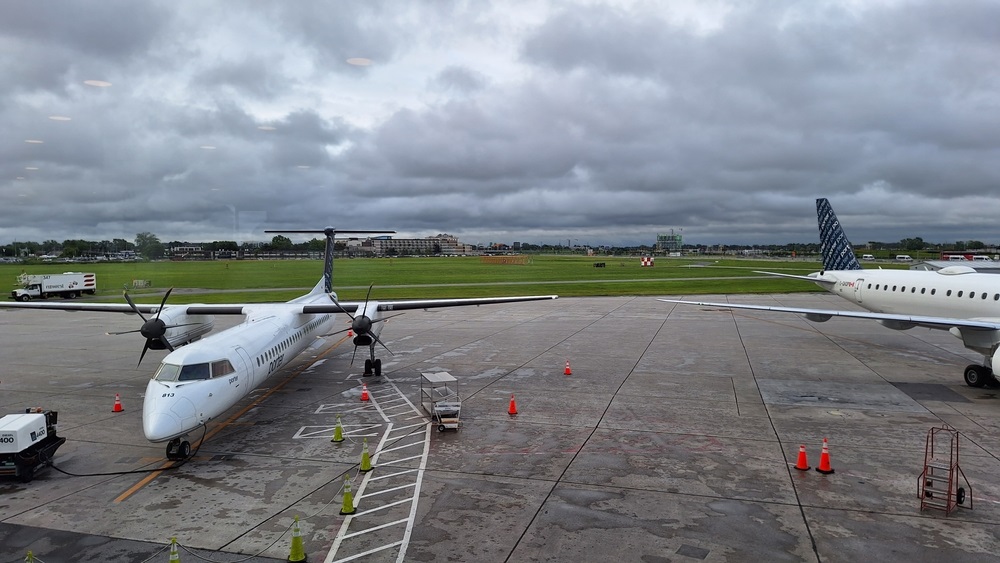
top-left (816, 199), bottom-right (861, 271)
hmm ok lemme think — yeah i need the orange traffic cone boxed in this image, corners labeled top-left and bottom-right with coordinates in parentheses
top-left (360, 383), bottom-right (370, 402)
top-left (816, 438), bottom-right (835, 474)
top-left (508, 394), bottom-right (518, 416)
top-left (348, 329), bottom-right (353, 337)
top-left (794, 444), bottom-right (810, 471)
top-left (112, 393), bottom-right (124, 413)
top-left (564, 360), bottom-right (572, 376)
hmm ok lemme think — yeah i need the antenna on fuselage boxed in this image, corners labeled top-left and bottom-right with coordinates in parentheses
top-left (264, 227), bottom-right (396, 293)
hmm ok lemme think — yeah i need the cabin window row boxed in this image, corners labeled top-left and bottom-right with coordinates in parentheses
top-left (867, 283), bottom-right (1000, 301)
top-left (254, 314), bottom-right (332, 367)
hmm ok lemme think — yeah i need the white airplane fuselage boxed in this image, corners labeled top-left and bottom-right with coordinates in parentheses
top-left (819, 266), bottom-right (1000, 322)
top-left (143, 298), bottom-right (336, 442)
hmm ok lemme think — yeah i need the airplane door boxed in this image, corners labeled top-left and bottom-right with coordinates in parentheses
top-left (854, 278), bottom-right (864, 304)
top-left (234, 346), bottom-right (254, 396)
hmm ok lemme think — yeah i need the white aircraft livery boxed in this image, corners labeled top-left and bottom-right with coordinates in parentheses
top-left (0, 228), bottom-right (557, 459)
top-left (660, 198), bottom-right (1000, 389)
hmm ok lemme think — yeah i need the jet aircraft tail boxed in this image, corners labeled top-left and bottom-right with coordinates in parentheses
top-left (816, 198), bottom-right (862, 271)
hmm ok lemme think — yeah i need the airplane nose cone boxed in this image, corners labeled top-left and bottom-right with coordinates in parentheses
top-left (143, 380), bottom-right (193, 442)
top-left (143, 412), bottom-right (182, 442)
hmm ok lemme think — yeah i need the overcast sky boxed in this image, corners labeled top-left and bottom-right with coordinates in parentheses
top-left (3, 1), bottom-right (1000, 248)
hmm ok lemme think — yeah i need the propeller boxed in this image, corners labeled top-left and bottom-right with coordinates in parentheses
top-left (326, 284), bottom-right (402, 365)
top-left (107, 287), bottom-right (196, 367)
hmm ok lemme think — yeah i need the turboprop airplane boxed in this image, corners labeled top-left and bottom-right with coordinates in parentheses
top-left (0, 228), bottom-right (557, 459)
top-left (660, 198), bottom-right (1000, 389)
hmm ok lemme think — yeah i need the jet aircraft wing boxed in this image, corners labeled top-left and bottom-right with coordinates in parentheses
top-left (657, 298), bottom-right (1000, 331)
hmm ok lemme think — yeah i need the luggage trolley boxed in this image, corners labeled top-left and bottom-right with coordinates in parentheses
top-left (420, 372), bottom-right (462, 432)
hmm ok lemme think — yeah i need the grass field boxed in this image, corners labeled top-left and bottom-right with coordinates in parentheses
top-left (1, 255), bottom-right (910, 303)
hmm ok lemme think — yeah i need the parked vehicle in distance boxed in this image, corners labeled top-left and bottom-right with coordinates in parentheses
top-left (10, 272), bottom-right (97, 301)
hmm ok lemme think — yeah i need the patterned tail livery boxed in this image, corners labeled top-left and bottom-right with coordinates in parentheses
top-left (816, 198), bottom-right (862, 271)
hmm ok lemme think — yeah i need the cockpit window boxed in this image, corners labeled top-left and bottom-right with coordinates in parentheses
top-left (153, 363), bottom-right (182, 381)
top-left (211, 360), bottom-right (235, 377)
top-left (178, 363), bottom-right (211, 381)
top-left (154, 359), bottom-right (233, 382)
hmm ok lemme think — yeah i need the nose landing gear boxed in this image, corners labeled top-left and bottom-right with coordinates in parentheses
top-left (166, 437), bottom-right (192, 460)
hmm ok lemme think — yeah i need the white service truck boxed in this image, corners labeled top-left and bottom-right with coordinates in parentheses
top-left (11, 272), bottom-right (97, 301)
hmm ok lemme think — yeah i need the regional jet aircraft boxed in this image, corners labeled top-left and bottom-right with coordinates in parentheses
top-left (0, 228), bottom-right (557, 459)
top-left (661, 198), bottom-right (1000, 389)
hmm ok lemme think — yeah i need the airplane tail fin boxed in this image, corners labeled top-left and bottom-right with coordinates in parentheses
top-left (816, 198), bottom-right (862, 271)
top-left (264, 227), bottom-right (396, 296)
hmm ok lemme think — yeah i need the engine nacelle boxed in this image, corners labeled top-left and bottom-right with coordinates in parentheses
top-left (156, 309), bottom-right (215, 349)
top-left (879, 319), bottom-right (915, 331)
top-left (804, 313), bottom-right (832, 322)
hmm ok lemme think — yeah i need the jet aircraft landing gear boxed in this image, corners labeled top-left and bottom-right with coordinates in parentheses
top-left (963, 364), bottom-right (999, 388)
top-left (166, 437), bottom-right (192, 460)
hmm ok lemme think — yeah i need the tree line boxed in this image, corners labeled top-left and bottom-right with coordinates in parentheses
top-left (2, 233), bottom-right (994, 261)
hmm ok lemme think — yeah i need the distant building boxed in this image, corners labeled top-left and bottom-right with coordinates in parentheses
top-left (656, 231), bottom-right (683, 253)
top-left (353, 234), bottom-right (478, 256)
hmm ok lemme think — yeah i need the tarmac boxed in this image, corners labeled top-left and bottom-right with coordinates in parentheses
top-left (2, 293), bottom-right (1000, 562)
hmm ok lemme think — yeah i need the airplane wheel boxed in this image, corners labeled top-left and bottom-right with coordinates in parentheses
top-left (374, 359), bottom-right (382, 377)
top-left (179, 441), bottom-right (191, 459)
top-left (964, 365), bottom-right (988, 388)
top-left (364, 359), bottom-right (373, 376)
top-left (166, 438), bottom-right (180, 460)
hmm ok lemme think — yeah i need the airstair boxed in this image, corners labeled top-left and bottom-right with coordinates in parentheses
top-left (917, 426), bottom-right (972, 515)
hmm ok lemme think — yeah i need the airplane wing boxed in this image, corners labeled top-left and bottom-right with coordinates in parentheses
top-left (0, 301), bottom-right (248, 315)
top-left (303, 295), bottom-right (559, 314)
top-left (754, 270), bottom-right (836, 287)
top-left (657, 298), bottom-right (1000, 331)
top-left (0, 295), bottom-right (558, 316)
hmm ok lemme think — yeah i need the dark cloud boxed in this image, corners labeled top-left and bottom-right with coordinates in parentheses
top-left (2, 1), bottom-right (1000, 247)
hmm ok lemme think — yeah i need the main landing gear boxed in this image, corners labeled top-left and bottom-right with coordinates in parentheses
top-left (963, 364), bottom-right (999, 388)
top-left (166, 437), bottom-right (192, 460)
top-left (363, 358), bottom-right (382, 377)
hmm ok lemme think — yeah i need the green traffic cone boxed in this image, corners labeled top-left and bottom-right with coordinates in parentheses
top-left (168, 537), bottom-right (180, 562)
top-left (360, 437), bottom-right (374, 472)
top-left (331, 414), bottom-right (344, 443)
top-left (340, 478), bottom-right (356, 515)
top-left (287, 515), bottom-right (306, 562)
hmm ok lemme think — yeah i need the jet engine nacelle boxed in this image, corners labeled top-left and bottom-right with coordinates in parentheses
top-left (879, 319), bottom-right (915, 331)
top-left (154, 309), bottom-right (215, 349)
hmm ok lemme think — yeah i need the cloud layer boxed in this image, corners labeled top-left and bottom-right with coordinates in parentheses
top-left (4, 1), bottom-right (1000, 247)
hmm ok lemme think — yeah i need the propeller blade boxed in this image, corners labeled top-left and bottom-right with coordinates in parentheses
top-left (122, 289), bottom-right (148, 322)
top-left (371, 333), bottom-right (394, 356)
top-left (161, 337), bottom-right (175, 353)
top-left (350, 345), bottom-right (358, 366)
top-left (371, 312), bottom-right (405, 324)
top-left (107, 329), bottom-right (143, 336)
top-left (328, 294), bottom-right (355, 321)
top-left (154, 288), bottom-right (173, 320)
top-left (137, 340), bottom-right (151, 369)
